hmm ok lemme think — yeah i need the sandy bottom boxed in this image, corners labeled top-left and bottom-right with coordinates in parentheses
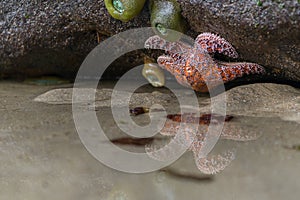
top-left (0, 81), bottom-right (299, 200)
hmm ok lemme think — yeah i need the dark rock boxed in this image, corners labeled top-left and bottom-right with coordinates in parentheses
top-left (0, 0), bottom-right (299, 85)
top-left (0, 0), bottom-right (150, 78)
top-left (178, 0), bottom-right (300, 84)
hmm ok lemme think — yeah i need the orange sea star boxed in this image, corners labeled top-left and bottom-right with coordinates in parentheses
top-left (145, 33), bottom-right (265, 92)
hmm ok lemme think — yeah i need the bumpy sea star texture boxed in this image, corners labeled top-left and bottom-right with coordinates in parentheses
top-left (145, 113), bottom-right (261, 174)
top-left (145, 33), bottom-right (265, 92)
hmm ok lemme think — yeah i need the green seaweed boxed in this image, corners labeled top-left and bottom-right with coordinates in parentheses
top-left (293, 145), bottom-right (300, 151)
top-left (283, 144), bottom-right (300, 151)
top-left (278, 3), bottom-right (284, 9)
top-left (256, 0), bottom-right (263, 6)
top-left (150, 0), bottom-right (187, 41)
top-left (104, 0), bottom-right (146, 22)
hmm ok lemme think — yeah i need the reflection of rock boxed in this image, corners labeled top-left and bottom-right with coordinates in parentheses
top-left (34, 88), bottom-right (172, 108)
top-left (33, 82), bottom-right (299, 175)
top-left (1, 0), bottom-right (299, 84)
top-left (145, 83), bottom-right (300, 174)
top-left (196, 83), bottom-right (300, 123)
top-left (35, 83), bottom-right (300, 124)
top-left (224, 83), bottom-right (300, 123)
top-left (171, 83), bottom-right (299, 124)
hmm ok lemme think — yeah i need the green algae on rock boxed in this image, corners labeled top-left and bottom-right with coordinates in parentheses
top-left (150, 0), bottom-right (187, 41)
top-left (104, 0), bottom-right (146, 22)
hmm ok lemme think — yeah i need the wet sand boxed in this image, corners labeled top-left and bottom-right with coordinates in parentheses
top-left (0, 81), bottom-right (299, 200)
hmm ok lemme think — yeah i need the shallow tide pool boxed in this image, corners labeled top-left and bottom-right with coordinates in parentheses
top-left (0, 81), bottom-right (299, 200)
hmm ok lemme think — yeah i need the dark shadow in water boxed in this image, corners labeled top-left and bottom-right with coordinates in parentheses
top-left (159, 168), bottom-right (214, 183)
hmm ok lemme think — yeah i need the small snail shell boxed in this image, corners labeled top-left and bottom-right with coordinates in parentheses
top-left (150, 0), bottom-right (187, 41)
top-left (104, 0), bottom-right (146, 22)
top-left (142, 56), bottom-right (165, 87)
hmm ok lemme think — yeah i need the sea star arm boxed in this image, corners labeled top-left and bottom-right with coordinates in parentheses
top-left (157, 55), bottom-right (176, 74)
top-left (145, 141), bottom-right (177, 162)
top-left (195, 33), bottom-right (238, 58)
top-left (145, 35), bottom-right (190, 55)
top-left (157, 55), bottom-right (192, 88)
top-left (193, 149), bottom-right (236, 174)
top-left (157, 51), bottom-right (217, 92)
top-left (220, 123), bottom-right (262, 141)
top-left (158, 115), bottom-right (180, 136)
top-left (145, 124), bottom-right (196, 161)
top-left (216, 61), bottom-right (266, 83)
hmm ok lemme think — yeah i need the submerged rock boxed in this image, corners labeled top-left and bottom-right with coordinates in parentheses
top-left (35, 83), bottom-right (300, 124)
top-left (34, 88), bottom-right (172, 108)
top-left (0, 0), bottom-right (299, 86)
top-left (199, 83), bottom-right (300, 124)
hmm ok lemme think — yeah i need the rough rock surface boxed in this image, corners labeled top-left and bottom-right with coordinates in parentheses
top-left (0, 0), bottom-right (299, 85)
top-left (179, 0), bottom-right (300, 84)
top-left (0, 0), bottom-right (150, 78)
